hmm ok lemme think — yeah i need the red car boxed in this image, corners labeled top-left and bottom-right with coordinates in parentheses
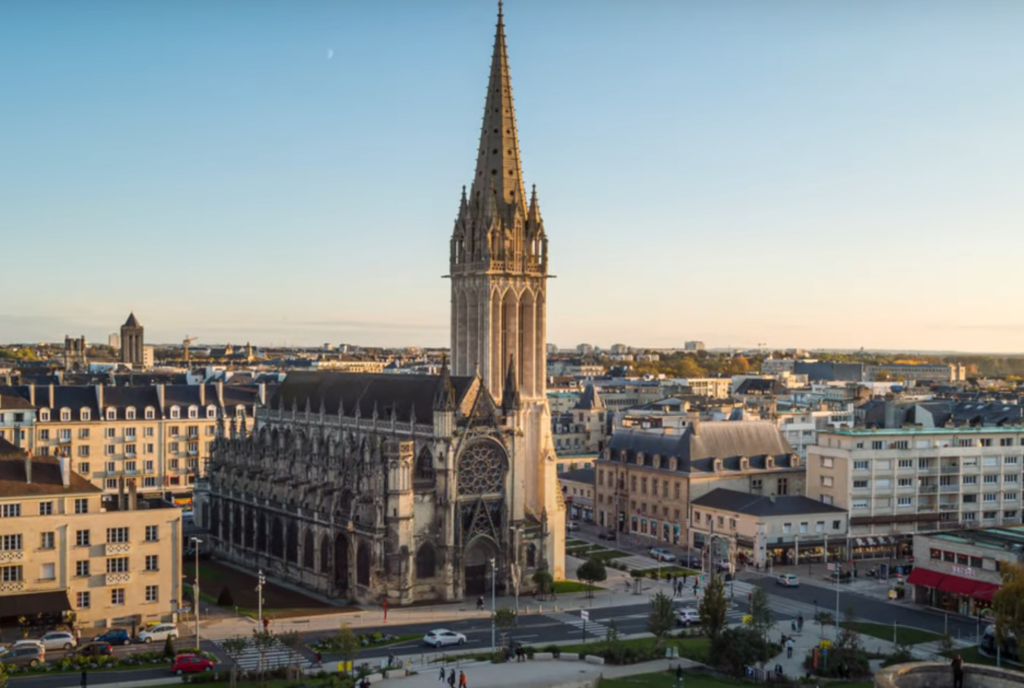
top-left (171, 653), bottom-right (215, 675)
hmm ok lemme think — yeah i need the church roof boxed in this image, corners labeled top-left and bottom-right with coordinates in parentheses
top-left (575, 384), bottom-right (604, 411)
top-left (123, 312), bottom-right (141, 328)
top-left (270, 371), bottom-right (479, 425)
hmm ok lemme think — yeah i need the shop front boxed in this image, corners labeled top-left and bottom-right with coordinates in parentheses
top-left (907, 567), bottom-right (999, 617)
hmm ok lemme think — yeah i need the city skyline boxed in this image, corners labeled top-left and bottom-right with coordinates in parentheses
top-left (3, 1), bottom-right (1023, 352)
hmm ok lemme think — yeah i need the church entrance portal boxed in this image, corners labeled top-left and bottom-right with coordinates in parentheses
top-left (464, 539), bottom-right (497, 597)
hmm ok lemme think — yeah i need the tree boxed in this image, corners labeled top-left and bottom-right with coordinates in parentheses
top-left (335, 623), bottom-right (361, 677)
top-left (710, 627), bottom-right (772, 677)
top-left (647, 591), bottom-right (675, 650)
top-left (493, 606), bottom-right (517, 645)
top-left (748, 585), bottom-right (773, 642)
top-left (698, 575), bottom-right (728, 640)
top-left (0, 662), bottom-right (8, 688)
top-left (630, 569), bottom-right (645, 594)
top-left (250, 629), bottom-right (277, 685)
top-left (532, 569), bottom-right (553, 597)
top-left (576, 558), bottom-right (608, 598)
top-left (163, 634), bottom-right (176, 659)
top-left (217, 585), bottom-right (235, 607)
top-left (221, 636), bottom-right (250, 688)
top-left (277, 630), bottom-right (304, 680)
top-left (993, 561), bottom-right (1024, 659)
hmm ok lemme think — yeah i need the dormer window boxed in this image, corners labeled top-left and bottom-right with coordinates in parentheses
top-left (636, 452), bottom-right (645, 466)
top-left (126, 407), bottom-right (136, 420)
top-left (235, 405), bottom-right (246, 418)
top-left (652, 454), bottom-right (661, 469)
top-left (713, 458), bottom-right (723, 473)
top-left (105, 408), bottom-right (116, 421)
top-left (79, 408), bottom-right (89, 421)
top-left (766, 456), bottom-right (775, 469)
top-left (740, 457), bottom-right (750, 471)
top-left (61, 408), bottom-right (72, 422)
top-left (206, 406), bottom-right (217, 419)
top-left (170, 406), bottom-right (180, 420)
top-left (790, 455), bottom-right (801, 468)
top-left (145, 407), bottom-right (155, 420)
top-left (39, 409), bottom-right (50, 422)
top-left (188, 406), bottom-right (198, 419)
top-left (669, 458), bottom-right (677, 471)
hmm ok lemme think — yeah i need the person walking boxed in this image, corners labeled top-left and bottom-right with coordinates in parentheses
top-left (448, 669), bottom-right (456, 688)
top-left (674, 664), bottom-right (684, 687)
top-left (797, 614), bottom-right (804, 633)
top-left (785, 637), bottom-right (794, 659)
top-left (951, 654), bottom-right (964, 688)
top-left (439, 666), bottom-right (446, 682)
top-left (459, 670), bottom-right (467, 688)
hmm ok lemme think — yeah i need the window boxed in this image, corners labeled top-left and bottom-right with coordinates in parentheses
top-left (853, 480), bottom-right (868, 489)
top-left (74, 498), bottom-right (89, 514)
top-left (751, 478), bottom-right (763, 490)
top-left (187, 442), bottom-right (199, 455)
top-left (641, 478), bottom-right (647, 494)
top-left (126, 407), bottom-right (136, 420)
top-left (1006, 493), bottom-right (1019, 502)
top-left (674, 482), bottom-right (681, 499)
top-left (144, 477), bottom-right (157, 487)
top-left (106, 461), bottom-right (116, 473)
top-left (144, 460), bottom-right (154, 473)
top-left (820, 476), bottom-right (834, 487)
top-left (963, 512), bottom-right (977, 521)
top-left (984, 511), bottom-right (999, 520)
top-left (777, 478), bottom-right (789, 495)
top-left (170, 407), bottom-right (180, 420)
top-left (820, 457), bottom-right (834, 468)
top-left (898, 459), bottom-right (914, 468)
top-left (38, 501), bottom-right (53, 515)
top-left (78, 461), bottom-right (90, 475)
top-left (898, 478), bottom-right (913, 487)
top-left (105, 445), bottom-right (115, 456)
top-left (963, 475), bottom-right (978, 485)
top-left (111, 589), bottom-right (125, 605)
top-left (106, 478), bottom-right (117, 489)
top-left (39, 409), bottom-right (50, 421)
top-left (41, 532), bottom-right (55, 549)
top-left (783, 523), bottom-right (792, 534)
top-left (1007, 474), bottom-right (1020, 483)
top-left (1, 504), bottom-right (20, 518)
top-left (832, 520), bottom-right (841, 530)
top-left (1001, 438), bottom-right (1015, 447)
top-left (0, 535), bottom-right (22, 550)
top-left (145, 585), bottom-right (158, 602)
top-left (187, 458), bottom-right (197, 470)
top-left (144, 427), bottom-right (154, 437)
top-left (1, 566), bottom-right (22, 582)
top-left (169, 443), bottom-right (180, 454)
top-left (105, 408), bottom-right (116, 420)
top-left (985, 475), bottom-right (1000, 484)
top-left (892, 440), bottom-right (909, 450)
top-left (957, 439), bottom-right (974, 448)
top-left (39, 429), bottom-right (50, 441)
top-left (144, 443), bottom-right (154, 455)
top-left (1006, 510), bottom-right (1019, 519)
top-left (145, 525), bottom-right (158, 542)
top-left (77, 446), bottom-right (90, 458)
top-left (104, 428), bottom-right (115, 439)
top-left (170, 426), bottom-right (180, 437)
top-left (799, 522), bottom-right (808, 534)
top-left (1006, 456), bottom-right (1020, 465)
top-left (107, 557), bottom-right (129, 573)
top-left (852, 499), bottom-right (869, 509)
top-left (930, 548), bottom-right (942, 560)
top-left (964, 494), bottom-right (978, 504)
top-left (61, 408), bottom-right (72, 422)
top-left (78, 428), bottom-right (90, 440)
top-left (107, 528), bottom-right (130, 543)
top-left (41, 563), bottom-right (55, 580)
top-left (76, 560), bottom-right (90, 577)
top-left (187, 425), bottom-right (199, 438)
top-left (188, 406), bottom-right (198, 419)
top-left (815, 521), bottom-right (825, 532)
top-left (206, 406), bottom-right (216, 419)
top-left (871, 441), bottom-right (885, 450)
top-left (125, 461), bottom-right (137, 472)
top-left (81, 409), bottom-right (91, 421)
top-left (169, 459), bottom-right (179, 469)
top-left (145, 407), bottom-right (155, 420)
top-left (898, 497), bottom-right (912, 507)
top-left (75, 530), bottom-right (90, 547)
top-left (145, 555), bottom-right (159, 571)
top-left (853, 461), bottom-right (870, 471)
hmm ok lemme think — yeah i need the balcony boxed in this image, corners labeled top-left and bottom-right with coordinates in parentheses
top-left (941, 466), bottom-right (960, 474)
top-left (940, 484), bottom-right (960, 493)
top-left (0, 580), bottom-right (25, 593)
top-left (105, 542), bottom-right (131, 556)
top-left (105, 571), bottom-right (131, 585)
top-left (919, 484), bottom-right (938, 494)
top-left (58, 436), bottom-right (72, 445)
top-left (939, 504), bottom-right (959, 511)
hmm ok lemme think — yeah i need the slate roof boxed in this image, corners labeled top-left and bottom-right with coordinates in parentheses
top-left (574, 385), bottom-right (604, 411)
top-left (606, 421), bottom-right (794, 473)
top-left (735, 378), bottom-right (786, 395)
top-left (691, 488), bottom-right (846, 516)
top-left (0, 455), bottom-right (100, 497)
top-left (270, 371), bottom-right (479, 424)
top-left (557, 467), bottom-right (595, 484)
top-left (0, 438), bottom-right (23, 458)
top-left (123, 312), bottom-right (142, 328)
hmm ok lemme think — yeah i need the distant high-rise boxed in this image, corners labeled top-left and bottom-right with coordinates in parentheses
top-left (108, 333), bottom-right (121, 350)
top-left (120, 313), bottom-right (145, 366)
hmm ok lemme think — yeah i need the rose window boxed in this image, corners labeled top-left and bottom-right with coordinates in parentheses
top-left (457, 441), bottom-right (507, 496)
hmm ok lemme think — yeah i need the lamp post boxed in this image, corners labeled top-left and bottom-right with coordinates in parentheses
top-left (190, 537), bottom-right (202, 647)
top-left (256, 570), bottom-right (265, 631)
top-left (489, 557), bottom-right (497, 652)
top-left (510, 527), bottom-right (523, 612)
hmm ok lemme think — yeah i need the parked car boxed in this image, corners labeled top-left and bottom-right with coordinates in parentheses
top-left (649, 548), bottom-right (676, 563)
top-left (138, 623), bottom-right (179, 644)
top-left (36, 631), bottom-right (77, 651)
top-left (74, 643), bottom-right (113, 659)
top-left (598, 530), bottom-right (616, 541)
top-left (0, 645), bottom-right (45, 668)
top-left (675, 608), bottom-right (701, 627)
top-left (777, 573), bottom-right (800, 587)
top-left (94, 629), bottom-right (132, 645)
top-left (10, 639), bottom-right (45, 650)
top-left (171, 653), bottom-right (215, 675)
top-left (566, 521), bottom-right (580, 532)
top-left (422, 629), bottom-right (467, 648)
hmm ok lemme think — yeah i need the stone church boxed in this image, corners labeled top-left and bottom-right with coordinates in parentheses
top-left (197, 4), bottom-right (566, 605)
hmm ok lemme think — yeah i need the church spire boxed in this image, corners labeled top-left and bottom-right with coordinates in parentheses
top-left (470, 1), bottom-right (527, 212)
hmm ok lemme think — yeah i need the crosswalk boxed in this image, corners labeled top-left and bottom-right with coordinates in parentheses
top-left (546, 612), bottom-right (610, 638)
top-left (210, 637), bottom-right (309, 672)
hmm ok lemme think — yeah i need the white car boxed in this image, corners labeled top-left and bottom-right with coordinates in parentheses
top-left (675, 608), bottom-right (701, 627)
top-left (36, 632), bottom-right (77, 651)
top-left (422, 629), bottom-right (467, 648)
top-left (777, 574), bottom-right (800, 587)
top-left (11, 639), bottom-right (46, 651)
top-left (138, 623), bottom-right (179, 644)
top-left (649, 548), bottom-right (676, 563)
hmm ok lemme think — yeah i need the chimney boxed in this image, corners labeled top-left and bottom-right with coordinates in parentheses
top-left (690, 413), bottom-right (700, 436)
top-left (215, 381), bottom-right (225, 407)
top-left (156, 384), bottom-right (165, 412)
top-left (59, 456), bottom-right (70, 488)
top-left (118, 477), bottom-right (126, 511)
top-left (49, 383), bottom-right (55, 406)
top-left (128, 479), bottom-right (138, 511)
top-left (95, 384), bottom-right (104, 410)
top-left (199, 384), bottom-right (206, 407)
top-left (28, 384), bottom-right (35, 407)
top-left (259, 382), bottom-right (266, 406)
top-left (25, 455), bottom-right (32, 484)
top-left (769, 492), bottom-right (776, 504)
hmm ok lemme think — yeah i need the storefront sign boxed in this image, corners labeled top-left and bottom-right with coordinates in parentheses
top-left (951, 565), bottom-right (976, 577)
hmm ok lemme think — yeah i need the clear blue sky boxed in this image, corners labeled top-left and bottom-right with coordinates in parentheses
top-left (2, 0), bottom-right (1022, 352)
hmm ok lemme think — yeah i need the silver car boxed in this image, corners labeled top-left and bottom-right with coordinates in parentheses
top-left (38, 631), bottom-right (77, 651)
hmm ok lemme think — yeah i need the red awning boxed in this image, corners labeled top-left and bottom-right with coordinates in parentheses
top-left (938, 574), bottom-right (980, 596)
top-left (972, 582), bottom-right (1000, 601)
top-left (906, 567), bottom-right (945, 588)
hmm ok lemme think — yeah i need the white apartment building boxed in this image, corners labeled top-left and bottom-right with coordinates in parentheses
top-left (776, 408), bottom-right (855, 461)
top-left (808, 427), bottom-right (1024, 559)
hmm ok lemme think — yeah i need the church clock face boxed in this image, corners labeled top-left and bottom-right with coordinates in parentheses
top-left (457, 441), bottom-right (507, 496)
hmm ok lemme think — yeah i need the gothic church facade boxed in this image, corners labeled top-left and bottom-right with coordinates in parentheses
top-left (197, 4), bottom-right (565, 605)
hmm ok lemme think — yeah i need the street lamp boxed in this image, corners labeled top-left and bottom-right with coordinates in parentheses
top-left (510, 527), bottom-right (523, 613)
top-left (256, 570), bottom-right (266, 630)
top-left (190, 537), bottom-right (202, 647)
top-left (489, 557), bottom-right (497, 652)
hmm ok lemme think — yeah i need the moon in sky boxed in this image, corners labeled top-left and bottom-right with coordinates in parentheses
top-left (327, 48), bottom-right (333, 60)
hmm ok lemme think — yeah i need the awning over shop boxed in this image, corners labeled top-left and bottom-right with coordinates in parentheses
top-left (855, 538), bottom-right (865, 546)
top-left (906, 567), bottom-right (945, 588)
top-left (937, 574), bottom-right (978, 596)
top-left (972, 582), bottom-right (1000, 601)
top-left (0, 590), bottom-right (72, 618)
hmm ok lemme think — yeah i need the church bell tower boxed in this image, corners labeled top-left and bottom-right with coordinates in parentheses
top-left (448, 1), bottom-right (565, 578)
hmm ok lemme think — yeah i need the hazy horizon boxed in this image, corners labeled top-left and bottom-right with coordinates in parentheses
top-left (3, 1), bottom-right (1022, 353)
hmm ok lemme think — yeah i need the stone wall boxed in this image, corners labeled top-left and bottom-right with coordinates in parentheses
top-left (874, 661), bottom-right (1024, 688)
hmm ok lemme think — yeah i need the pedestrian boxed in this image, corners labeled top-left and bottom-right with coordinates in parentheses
top-left (797, 614), bottom-right (804, 632)
top-left (459, 670), bottom-right (467, 688)
top-left (951, 654), bottom-right (964, 688)
top-left (785, 637), bottom-right (794, 659)
top-left (81, 670), bottom-right (88, 688)
top-left (448, 668), bottom-right (456, 688)
top-left (477, 596), bottom-right (484, 611)
top-left (682, 573), bottom-right (688, 587)
top-left (675, 664), bottom-right (684, 687)
top-left (439, 666), bottom-right (446, 682)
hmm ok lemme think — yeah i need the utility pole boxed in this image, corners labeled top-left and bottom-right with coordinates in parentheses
top-left (490, 558), bottom-right (497, 653)
top-left (191, 537), bottom-right (202, 647)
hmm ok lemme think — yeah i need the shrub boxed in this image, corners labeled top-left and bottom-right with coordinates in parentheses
top-left (163, 635), bottom-right (176, 659)
top-left (217, 586), bottom-right (234, 607)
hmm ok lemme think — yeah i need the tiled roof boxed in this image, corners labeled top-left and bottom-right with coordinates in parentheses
top-left (691, 488), bottom-right (846, 516)
top-left (557, 467), bottom-right (595, 484)
top-left (0, 456), bottom-right (100, 497)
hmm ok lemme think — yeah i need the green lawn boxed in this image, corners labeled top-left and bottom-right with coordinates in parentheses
top-left (639, 566), bottom-right (700, 579)
top-left (556, 636), bottom-right (711, 663)
top-left (597, 669), bottom-right (872, 688)
top-left (585, 549), bottom-right (629, 562)
top-left (551, 580), bottom-right (606, 594)
top-left (841, 621), bottom-right (943, 645)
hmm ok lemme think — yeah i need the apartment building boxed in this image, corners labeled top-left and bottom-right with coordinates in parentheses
top-left (775, 408), bottom-right (855, 461)
top-left (0, 442), bottom-right (182, 631)
top-left (0, 383), bottom-right (262, 505)
top-left (863, 363), bottom-right (966, 383)
top-left (808, 427), bottom-right (1024, 559)
top-left (594, 419), bottom-right (801, 547)
top-left (552, 385), bottom-right (607, 455)
top-left (558, 467), bottom-right (595, 523)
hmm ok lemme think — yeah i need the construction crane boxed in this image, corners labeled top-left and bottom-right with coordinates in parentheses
top-left (183, 336), bottom-right (197, 363)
